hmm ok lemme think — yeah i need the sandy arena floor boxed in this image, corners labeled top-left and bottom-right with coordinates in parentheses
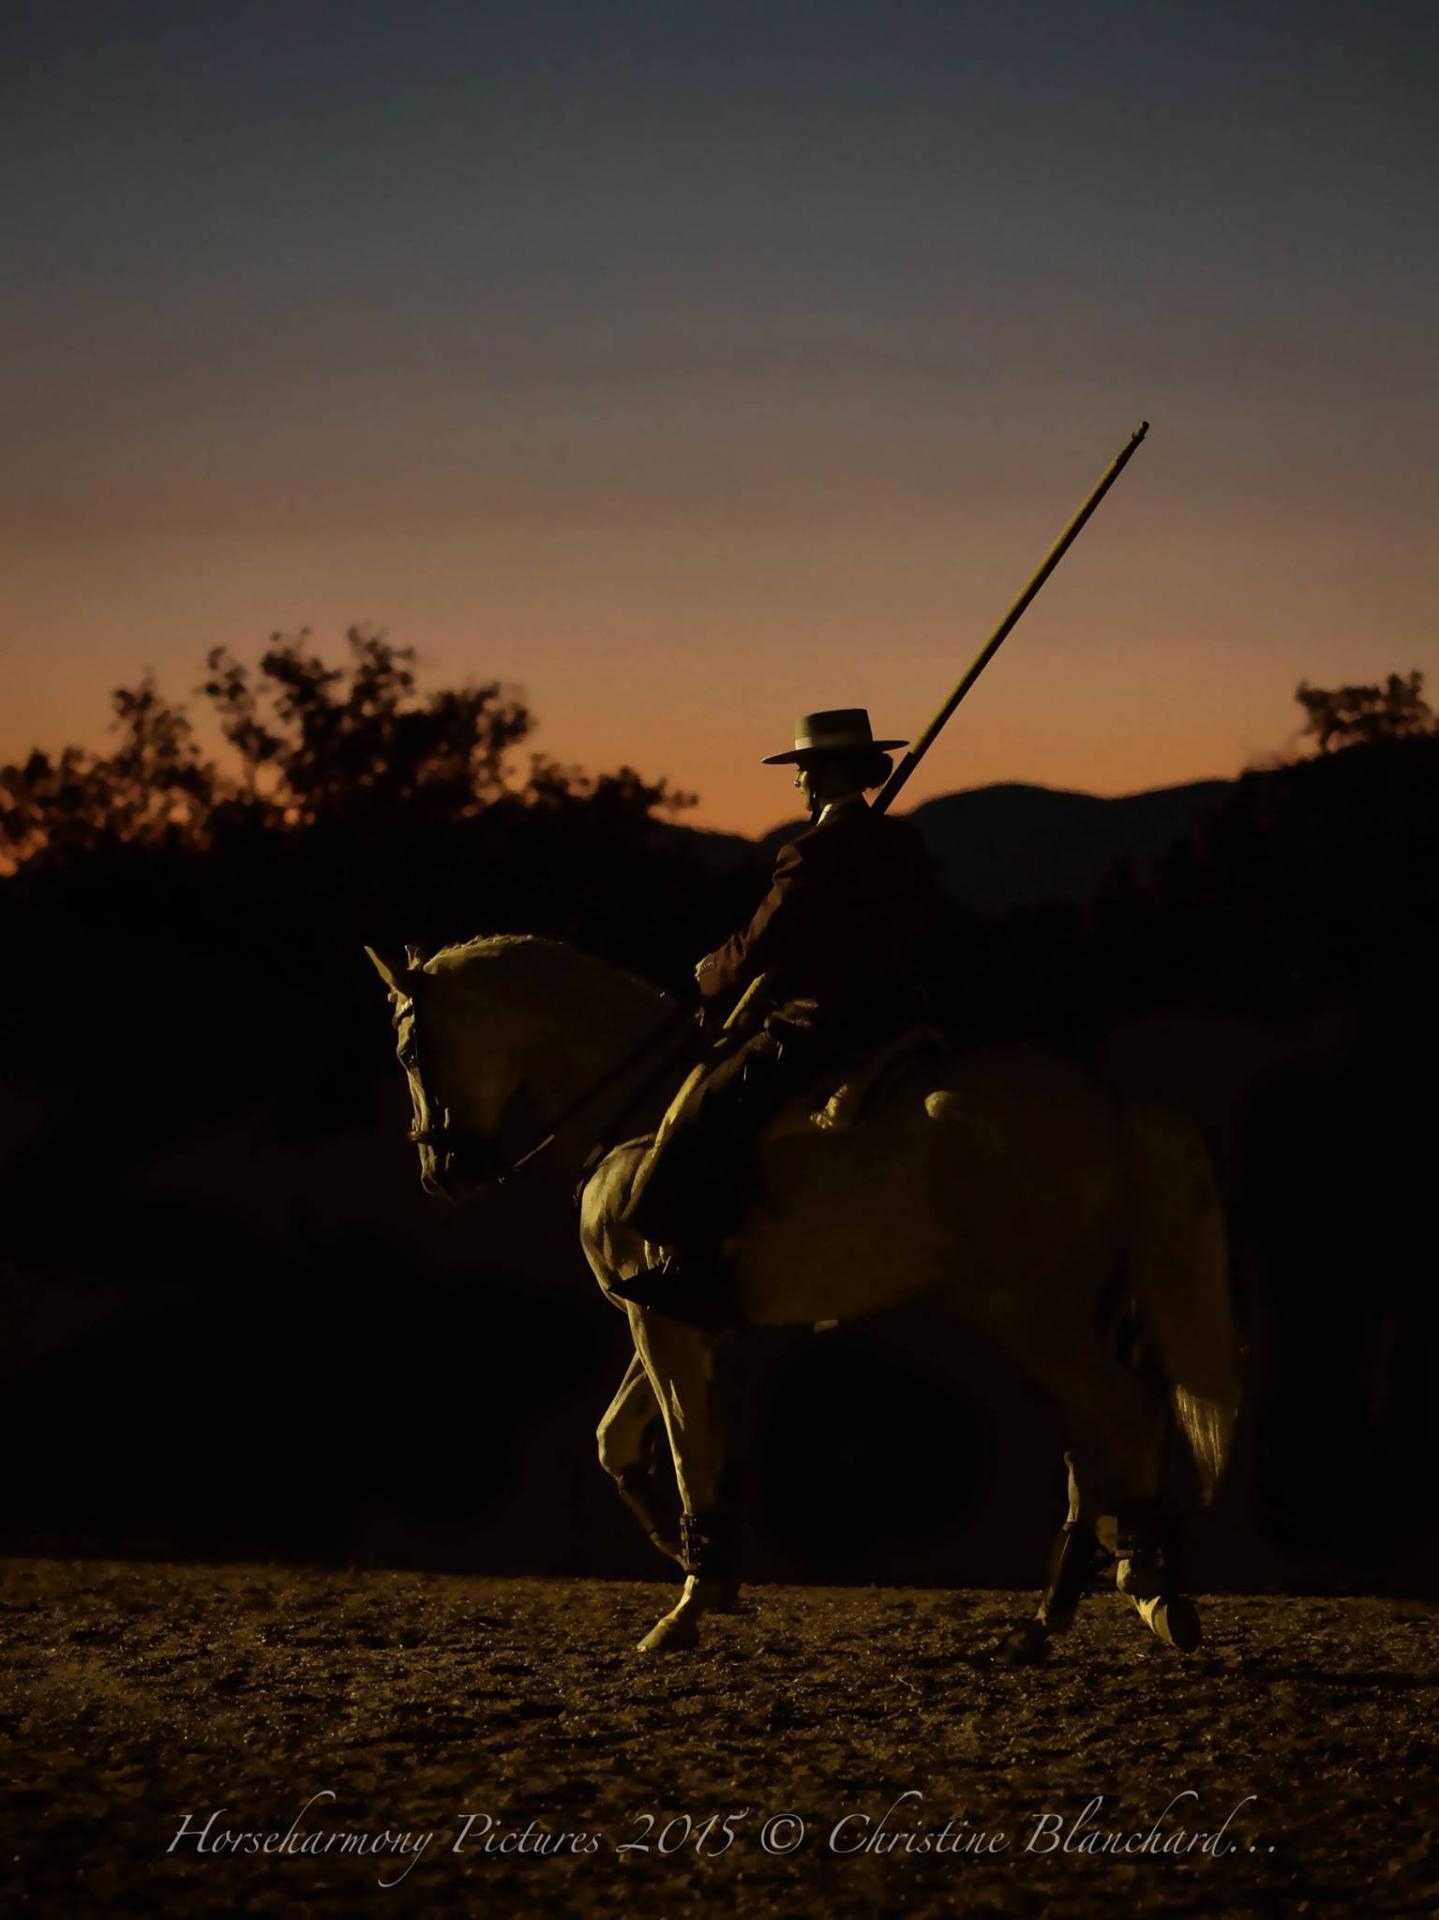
top-left (2, 1559), bottom-right (1436, 1916)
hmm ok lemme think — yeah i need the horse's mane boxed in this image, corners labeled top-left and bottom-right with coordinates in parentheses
top-left (422, 933), bottom-right (665, 1026)
top-left (428, 931), bottom-right (543, 969)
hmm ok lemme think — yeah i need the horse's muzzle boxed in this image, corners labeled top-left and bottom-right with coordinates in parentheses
top-left (410, 1085), bottom-right (546, 1200)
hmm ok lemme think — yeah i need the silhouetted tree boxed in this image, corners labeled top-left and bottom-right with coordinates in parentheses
top-left (1295, 669), bottom-right (1434, 754)
top-left (0, 675), bottom-right (216, 865)
top-left (0, 626), bottom-right (694, 868)
top-left (200, 625), bottom-right (537, 829)
top-left (525, 755), bottom-right (694, 822)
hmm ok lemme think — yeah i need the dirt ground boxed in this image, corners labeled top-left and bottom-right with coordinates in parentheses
top-left (2, 1559), bottom-right (1436, 1918)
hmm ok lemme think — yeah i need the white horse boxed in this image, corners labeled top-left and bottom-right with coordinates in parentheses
top-left (365, 934), bottom-right (1241, 1660)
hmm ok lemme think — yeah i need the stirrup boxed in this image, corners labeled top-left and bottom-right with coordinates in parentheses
top-left (607, 1253), bottom-right (681, 1308)
top-left (608, 1249), bottom-right (741, 1330)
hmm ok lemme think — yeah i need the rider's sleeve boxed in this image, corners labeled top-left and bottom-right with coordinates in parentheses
top-left (694, 838), bottom-right (816, 1000)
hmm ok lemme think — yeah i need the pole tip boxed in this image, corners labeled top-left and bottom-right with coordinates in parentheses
top-left (1135, 420), bottom-right (1150, 438)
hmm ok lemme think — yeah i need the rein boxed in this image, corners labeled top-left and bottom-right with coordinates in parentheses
top-left (404, 996), bottom-right (694, 1183)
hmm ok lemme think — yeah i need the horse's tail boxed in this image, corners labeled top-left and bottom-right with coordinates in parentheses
top-left (1120, 1100), bottom-right (1242, 1505)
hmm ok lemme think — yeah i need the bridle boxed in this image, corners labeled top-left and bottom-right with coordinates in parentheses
top-left (397, 989), bottom-right (693, 1188)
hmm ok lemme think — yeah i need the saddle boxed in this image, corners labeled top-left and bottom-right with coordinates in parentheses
top-left (603, 1022), bottom-right (949, 1329)
top-left (638, 1020), bottom-right (948, 1168)
top-left (609, 1014), bottom-right (947, 1269)
top-left (800, 1025), bottom-right (948, 1135)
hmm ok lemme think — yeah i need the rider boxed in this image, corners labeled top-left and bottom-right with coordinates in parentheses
top-left (613, 708), bottom-right (943, 1323)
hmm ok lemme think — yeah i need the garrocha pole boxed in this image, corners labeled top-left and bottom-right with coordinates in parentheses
top-left (872, 421), bottom-right (1151, 816)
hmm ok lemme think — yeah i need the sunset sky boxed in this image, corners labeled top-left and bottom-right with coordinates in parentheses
top-left (5, 0), bottom-right (1437, 835)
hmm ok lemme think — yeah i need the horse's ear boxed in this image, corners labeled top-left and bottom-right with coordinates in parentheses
top-left (364, 945), bottom-right (412, 995)
top-left (404, 942), bottom-right (426, 971)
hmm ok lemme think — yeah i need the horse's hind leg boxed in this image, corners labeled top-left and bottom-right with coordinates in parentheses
top-left (1089, 1325), bottom-right (1204, 1653)
top-left (1007, 1461), bottom-right (1201, 1665)
top-left (1003, 1452), bottom-right (1108, 1664)
top-left (1109, 1498), bottom-right (1202, 1652)
top-left (1001, 1327), bottom-right (1198, 1661)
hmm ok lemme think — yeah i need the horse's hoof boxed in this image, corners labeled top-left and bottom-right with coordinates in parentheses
top-left (1153, 1596), bottom-right (1202, 1652)
top-left (637, 1606), bottom-right (702, 1653)
top-left (999, 1619), bottom-right (1051, 1666)
top-left (711, 1579), bottom-right (744, 1615)
top-left (1115, 1555), bottom-right (1164, 1600)
top-left (1132, 1593), bottom-right (1202, 1652)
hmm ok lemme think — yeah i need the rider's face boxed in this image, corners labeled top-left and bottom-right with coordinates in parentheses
top-left (794, 757), bottom-right (847, 817)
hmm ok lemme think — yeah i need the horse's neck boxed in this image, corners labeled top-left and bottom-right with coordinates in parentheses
top-left (516, 950), bottom-right (677, 1171)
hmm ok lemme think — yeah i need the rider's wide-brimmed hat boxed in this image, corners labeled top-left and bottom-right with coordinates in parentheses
top-left (760, 708), bottom-right (907, 766)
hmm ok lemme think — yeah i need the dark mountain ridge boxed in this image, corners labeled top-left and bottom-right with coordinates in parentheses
top-left (661, 777), bottom-right (1234, 912)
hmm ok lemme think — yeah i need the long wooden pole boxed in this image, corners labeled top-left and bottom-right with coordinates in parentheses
top-left (872, 421), bottom-right (1150, 817)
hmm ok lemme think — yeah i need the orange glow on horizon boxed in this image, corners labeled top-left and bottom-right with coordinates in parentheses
top-left (5, 3), bottom-right (1437, 840)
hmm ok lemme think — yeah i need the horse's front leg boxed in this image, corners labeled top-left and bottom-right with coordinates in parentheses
top-left (596, 1351), bottom-right (683, 1566)
top-left (624, 1301), bottom-right (738, 1652)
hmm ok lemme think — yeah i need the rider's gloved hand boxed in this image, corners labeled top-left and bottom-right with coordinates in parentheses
top-left (688, 953), bottom-right (715, 1019)
top-left (658, 965), bottom-right (712, 1032)
top-left (695, 1002), bottom-right (727, 1041)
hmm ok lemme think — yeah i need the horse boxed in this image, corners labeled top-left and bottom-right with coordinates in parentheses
top-left (364, 934), bottom-right (1241, 1661)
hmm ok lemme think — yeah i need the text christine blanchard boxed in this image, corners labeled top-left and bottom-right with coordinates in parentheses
top-left (168, 1790), bottom-right (1268, 1885)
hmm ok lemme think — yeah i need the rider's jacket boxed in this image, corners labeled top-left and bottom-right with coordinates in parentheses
top-left (693, 795), bottom-right (942, 1047)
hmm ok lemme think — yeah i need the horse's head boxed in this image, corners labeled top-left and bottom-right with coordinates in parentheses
top-left (367, 933), bottom-right (673, 1202)
top-left (365, 938), bottom-right (535, 1203)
